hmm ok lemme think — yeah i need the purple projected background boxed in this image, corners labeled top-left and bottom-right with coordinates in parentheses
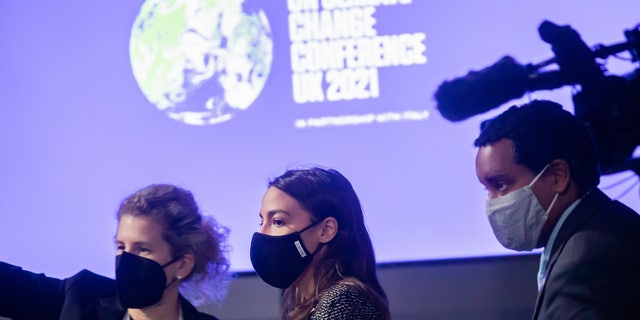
top-left (1, 1), bottom-right (639, 277)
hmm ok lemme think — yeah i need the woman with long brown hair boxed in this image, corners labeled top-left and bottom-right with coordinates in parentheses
top-left (250, 167), bottom-right (390, 319)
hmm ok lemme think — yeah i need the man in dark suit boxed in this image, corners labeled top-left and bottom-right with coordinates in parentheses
top-left (474, 99), bottom-right (640, 319)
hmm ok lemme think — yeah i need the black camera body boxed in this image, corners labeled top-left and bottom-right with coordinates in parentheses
top-left (435, 20), bottom-right (640, 175)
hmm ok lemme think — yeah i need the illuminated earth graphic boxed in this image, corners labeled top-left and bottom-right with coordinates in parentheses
top-left (130, 0), bottom-right (273, 125)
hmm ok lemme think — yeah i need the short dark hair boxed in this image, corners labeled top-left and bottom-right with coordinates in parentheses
top-left (474, 100), bottom-right (600, 193)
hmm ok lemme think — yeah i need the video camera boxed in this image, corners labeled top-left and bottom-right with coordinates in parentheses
top-left (434, 20), bottom-right (640, 175)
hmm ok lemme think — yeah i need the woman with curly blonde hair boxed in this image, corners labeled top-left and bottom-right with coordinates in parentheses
top-left (0, 183), bottom-right (230, 320)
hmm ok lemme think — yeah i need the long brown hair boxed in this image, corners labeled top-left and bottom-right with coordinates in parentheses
top-left (268, 168), bottom-right (390, 319)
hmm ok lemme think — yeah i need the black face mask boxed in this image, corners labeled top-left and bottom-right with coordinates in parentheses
top-left (115, 252), bottom-right (181, 309)
top-left (250, 224), bottom-right (318, 289)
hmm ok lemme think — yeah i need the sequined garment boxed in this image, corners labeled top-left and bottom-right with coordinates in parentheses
top-left (309, 283), bottom-right (384, 320)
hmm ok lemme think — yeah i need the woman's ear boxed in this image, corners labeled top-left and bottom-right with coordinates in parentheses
top-left (318, 217), bottom-right (338, 244)
top-left (176, 253), bottom-right (195, 280)
top-left (548, 159), bottom-right (571, 194)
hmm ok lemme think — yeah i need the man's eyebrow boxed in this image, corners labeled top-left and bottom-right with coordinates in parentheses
top-left (484, 173), bottom-right (510, 183)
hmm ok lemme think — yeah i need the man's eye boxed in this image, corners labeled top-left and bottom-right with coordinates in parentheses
top-left (273, 219), bottom-right (285, 227)
top-left (496, 183), bottom-right (508, 192)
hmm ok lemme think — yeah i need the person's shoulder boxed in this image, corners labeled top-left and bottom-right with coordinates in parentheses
top-left (193, 312), bottom-right (218, 320)
top-left (179, 295), bottom-right (220, 320)
top-left (586, 189), bottom-right (640, 232)
top-left (188, 308), bottom-right (218, 320)
top-left (320, 282), bottom-right (366, 300)
top-left (312, 282), bottom-right (383, 320)
top-left (557, 189), bottom-right (640, 261)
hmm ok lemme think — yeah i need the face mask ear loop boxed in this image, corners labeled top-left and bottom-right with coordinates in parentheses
top-left (529, 163), bottom-right (551, 187)
top-left (528, 162), bottom-right (559, 216)
top-left (297, 220), bottom-right (326, 256)
top-left (545, 193), bottom-right (559, 216)
top-left (164, 276), bottom-right (182, 290)
top-left (161, 255), bottom-right (184, 268)
top-left (298, 219), bottom-right (323, 235)
top-left (160, 255), bottom-right (185, 289)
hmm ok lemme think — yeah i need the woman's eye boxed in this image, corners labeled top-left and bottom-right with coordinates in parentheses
top-left (496, 182), bottom-right (508, 192)
top-left (273, 219), bottom-right (285, 227)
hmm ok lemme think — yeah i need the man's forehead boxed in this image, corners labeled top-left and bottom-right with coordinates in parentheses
top-left (476, 139), bottom-right (528, 177)
top-left (477, 139), bottom-right (516, 162)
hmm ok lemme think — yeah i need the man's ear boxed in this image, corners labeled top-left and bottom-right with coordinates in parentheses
top-left (548, 159), bottom-right (571, 194)
top-left (318, 217), bottom-right (339, 244)
top-left (176, 253), bottom-right (195, 280)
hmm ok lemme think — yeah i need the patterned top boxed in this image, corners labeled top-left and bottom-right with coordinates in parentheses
top-left (309, 283), bottom-right (384, 320)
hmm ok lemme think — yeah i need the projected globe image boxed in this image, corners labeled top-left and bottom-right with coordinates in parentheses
top-left (130, 0), bottom-right (273, 126)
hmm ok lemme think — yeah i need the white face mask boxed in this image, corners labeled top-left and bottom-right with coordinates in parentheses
top-left (486, 163), bottom-right (559, 251)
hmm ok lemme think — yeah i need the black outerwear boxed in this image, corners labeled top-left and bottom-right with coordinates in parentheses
top-left (0, 262), bottom-right (218, 320)
top-left (533, 188), bottom-right (640, 319)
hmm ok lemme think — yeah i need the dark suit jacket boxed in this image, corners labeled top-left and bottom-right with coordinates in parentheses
top-left (533, 188), bottom-right (640, 319)
top-left (0, 262), bottom-right (218, 320)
